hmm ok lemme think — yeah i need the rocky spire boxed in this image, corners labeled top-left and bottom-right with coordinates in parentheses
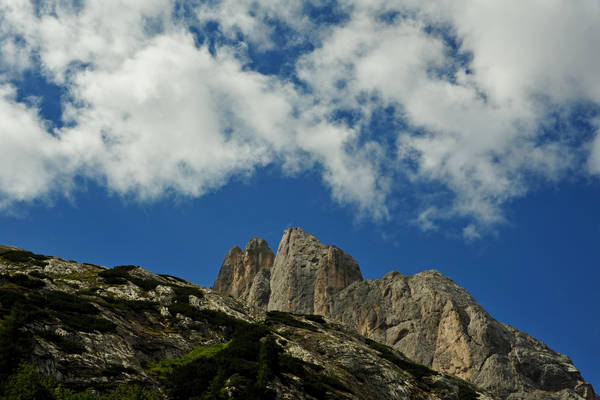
top-left (212, 237), bottom-right (274, 303)
top-left (267, 227), bottom-right (363, 314)
top-left (214, 227), bottom-right (598, 400)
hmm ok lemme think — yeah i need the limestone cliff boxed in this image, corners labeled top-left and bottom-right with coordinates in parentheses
top-left (214, 228), bottom-right (598, 400)
top-left (212, 237), bottom-right (274, 305)
top-left (268, 227), bottom-right (363, 315)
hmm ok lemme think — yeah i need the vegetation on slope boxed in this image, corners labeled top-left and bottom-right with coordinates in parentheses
top-left (0, 255), bottom-right (485, 400)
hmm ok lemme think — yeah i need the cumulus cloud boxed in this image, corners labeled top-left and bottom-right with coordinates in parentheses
top-left (0, 84), bottom-right (72, 207)
top-left (0, 0), bottom-right (599, 233)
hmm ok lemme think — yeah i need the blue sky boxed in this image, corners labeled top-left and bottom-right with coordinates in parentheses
top-left (0, 0), bottom-right (599, 390)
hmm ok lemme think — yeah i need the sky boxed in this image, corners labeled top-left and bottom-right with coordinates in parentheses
top-left (0, 0), bottom-right (599, 390)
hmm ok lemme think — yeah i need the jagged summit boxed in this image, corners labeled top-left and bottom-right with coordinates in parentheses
top-left (215, 227), bottom-right (364, 314)
top-left (212, 237), bottom-right (274, 302)
top-left (269, 227), bottom-right (363, 315)
top-left (213, 228), bottom-right (598, 400)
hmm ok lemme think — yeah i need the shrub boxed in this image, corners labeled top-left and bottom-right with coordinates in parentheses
top-left (100, 297), bottom-right (156, 312)
top-left (171, 286), bottom-right (204, 303)
top-left (266, 311), bottom-right (319, 332)
top-left (0, 250), bottom-right (50, 265)
top-left (0, 288), bottom-right (28, 313)
top-left (39, 291), bottom-right (98, 314)
top-left (1, 363), bottom-right (55, 400)
top-left (1, 363), bottom-right (162, 400)
top-left (58, 313), bottom-right (116, 333)
top-left (98, 266), bottom-right (136, 282)
top-left (127, 276), bottom-right (160, 291)
top-left (0, 305), bottom-right (31, 381)
top-left (157, 324), bottom-right (274, 400)
top-left (98, 266), bottom-right (160, 291)
top-left (457, 382), bottom-right (480, 400)
top-left (0, 273), bottom-right (46, 289)
top-left (29, 271), bottom-right (52, 281)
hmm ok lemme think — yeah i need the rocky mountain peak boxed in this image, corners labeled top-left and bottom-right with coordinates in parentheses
top-left (214, 228), bottom-right (598, 400)
top-left (213, 228), bottom-right (364, 314)
top-left (267, 227), bottom-right (363, 315)
top-left (212, 237), bottom-right (274, 302)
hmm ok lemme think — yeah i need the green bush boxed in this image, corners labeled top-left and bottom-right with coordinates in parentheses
top-left (266, 311), bottom-right (319, 332)
top-left (0, 305), bottom-right (31, 381)
top-left (37, 291), bottom-right (98, 314)
top-left (1, 289), bottom-right (115, 334)
top-left (100, 297), bottom-right (156, 312)
top-left (58, 313), bottom-right (116, 333)
top-left (29, 271), bottom-right (52, 281)
top-left (0, 273), bottom-right (46, 289)
top-left (0, 250), bottom-right (50, 265)
top-left (127, 277), bottom-right (160, 291)
top-left (158, 274), bottom-right (187, 283)
top-left (1, 363), bottom-right (162, 400)
top-left (157, 324), bottom-right (274, 400)
top-left (171, 286), bottom-right (204, 303)
top-left (98, 266), bottom-right (136, 284)
top-left (1, 363), bottom-right (55, 400)
top-left (457, 382), bottom-right (479, 400)
top-left (0, 288), bottom-right (28, 313)
top-left (98, 266), bottom-right (160, 291)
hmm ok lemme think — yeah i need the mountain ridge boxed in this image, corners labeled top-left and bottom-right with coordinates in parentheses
top-left (0, 244), bottom-right (496, 399)
top-left (214, 227), bottom-right (598, 400)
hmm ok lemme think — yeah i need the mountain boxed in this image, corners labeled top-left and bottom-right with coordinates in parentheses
top-left (213, 227), bottom-right (598, 400)
top-left (1, 244), bottom-right (495, 399)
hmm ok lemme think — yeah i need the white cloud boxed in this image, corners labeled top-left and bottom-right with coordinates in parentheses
top-left (297, 1), bottom-right (598, 229)
top-left (0, 0), bottom-right (599, 233)
top-left (0, 84), bottom-right (71, 208)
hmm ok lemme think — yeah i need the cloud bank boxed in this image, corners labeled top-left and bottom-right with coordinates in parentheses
top-left (1, 0), bottom-right (599, 235)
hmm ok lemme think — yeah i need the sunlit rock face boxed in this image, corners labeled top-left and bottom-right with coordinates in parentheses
top-left (267, 227), bottom-right (363, 315)
top-left (213, 237), bottom-right (274, 304)
top-left (214, 228), bottom-right (598, 400)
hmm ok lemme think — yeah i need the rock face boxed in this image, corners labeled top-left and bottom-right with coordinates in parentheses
top-left (268, 227), bottom-right (363, 315)
top-left (214, 228), bottom-right (598, 400)
top-left (212, 237), bottom-right (274, 305)
top-left (329, 271), bottom-right (597, 400)
top-left (0, 247), bottom-right (495, 400)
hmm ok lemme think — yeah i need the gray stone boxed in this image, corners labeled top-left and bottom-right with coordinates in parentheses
top-left (214, 228), bottom-right (598, 400)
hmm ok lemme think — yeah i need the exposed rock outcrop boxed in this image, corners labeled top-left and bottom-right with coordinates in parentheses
top-left (212, 237), bottom-right (274, 303)
top-left (267, 227), bottom-right (363, 314)
top-left (214, 228), bottom-right (598, 400)
top-left (328, 270), bottom-right (596, 400)
top-left (0, 248), bottom-right (495, 400)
